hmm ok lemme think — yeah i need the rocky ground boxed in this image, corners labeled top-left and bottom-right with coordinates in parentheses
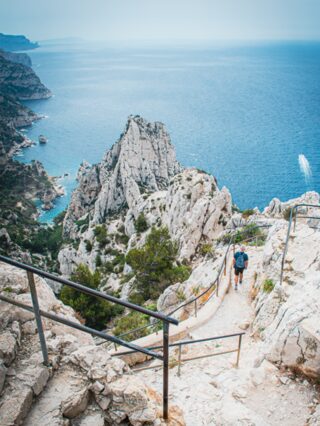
top-left (138, 243), bottom-right (320, 425)
top-left (0, 262), bottom-right (185, 426)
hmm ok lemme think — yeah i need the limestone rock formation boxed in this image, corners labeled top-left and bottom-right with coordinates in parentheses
top-left (252, 222), bottom-right (320, 379)
top-left (263, 191), bottom-right (320, 218)
top-left (0, 261), bottom-right (184, 425)
top-left (126, 168), bottom-right (232, 260)
top-left (60, 117), bottom-right (232, 277)
top-left (63, 115), bottom-right (181, 238)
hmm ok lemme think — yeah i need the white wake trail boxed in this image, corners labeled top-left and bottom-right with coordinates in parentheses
top-left (298, 154), bottom-right (312, 182)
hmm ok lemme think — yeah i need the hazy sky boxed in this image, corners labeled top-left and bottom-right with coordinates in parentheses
top-left (1, 0), bottom-right (320, 42)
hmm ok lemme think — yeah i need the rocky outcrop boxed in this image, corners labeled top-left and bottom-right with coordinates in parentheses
top-left (0, 261), bottom-right (184, 425)
top-left (0, 55), bottom-right (51, 100)
top-left (263, 191), bottom-right (320, 218)
top-left (60, 117), bottom-right (231, 277)
top-left (63, 115), bottom-right (181, 237)
top-left (126, 168), bottom-right (232, 260)
top-left (252, 222), bottom-right (320, 379)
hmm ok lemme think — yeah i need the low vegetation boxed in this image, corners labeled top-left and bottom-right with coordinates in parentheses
top-left (126, 226), bottom-right (191, 301)
top-left (60, 264), bottom-right (124, 330)
top-left (134, 212), bottom-right (148, 233)
top-left (263, 278), bottom-right (275, 293)
top-left (242, 209), bottom-right (255, 219)
top-left (217, 223), bottom-right (266, 245)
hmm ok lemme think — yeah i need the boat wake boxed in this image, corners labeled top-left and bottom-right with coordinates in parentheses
top-left (298, 154), bottom-right (312, 183)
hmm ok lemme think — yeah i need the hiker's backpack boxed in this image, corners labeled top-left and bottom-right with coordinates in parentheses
top-left (235, 253), bottom-right (245, 269)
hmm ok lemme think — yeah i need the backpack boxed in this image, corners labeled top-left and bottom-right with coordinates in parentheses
top-left (235, 252), bottom-right (245, 269)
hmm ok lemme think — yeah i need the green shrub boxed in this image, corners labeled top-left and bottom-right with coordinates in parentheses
top-left (135, 213), bottom-right (148, 233)
top-left (115, 233), bottom-right (129, 245)
top-left (199, 243), bottom-right (213, 256)
top-left (96, 254), bottom-right (102, 267)
top-left (217, 224), bottom-right (265, 245)
top-left (120, 273), bottom-right (135, 284)
top-left (85, 240), bottom-right (93, 252)
top-left (113, 311), bottom-right (149, 341)
top-left (22, 224), bottom-right (63, 259)
top-left (75, 215), bottom-right (89, 230)
top-left (126, 227), bottom-right (191, 301)
top-left (60, 264), bottom-right (124, 330)
top-left (128, 292), bottom-right (146, 306)
top-left (242, 209), bottom-right (255, 219)
top-left (113, 310), bottom-right (162, 341)
top-left (283, 207), bottom-right (293, 221)
top-left (94, 225), bottom-right (108, 248)
top-left (263, 279), bottom-right (275, 293)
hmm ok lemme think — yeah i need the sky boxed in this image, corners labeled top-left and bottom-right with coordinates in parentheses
top-left (0, 0), bottom-right (320, 43)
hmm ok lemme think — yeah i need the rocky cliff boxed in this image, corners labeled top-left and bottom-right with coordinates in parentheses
top-left (63, 115), bottom-right (182, 238)
top-left (59, 116), bottom-right (232, 278)
top-left (0, 55), bottom-right (51, 100)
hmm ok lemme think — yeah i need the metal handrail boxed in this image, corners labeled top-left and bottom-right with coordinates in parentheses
top-left (0, 255), bottom-right (178, 325)
top-left (279, 203), bottom-right (320, 285)
top-left (112, 226), bottom-right (269, 342)
top-left (0, 255), bottom-right (178, 420)
top-left (117, 332), bottom-right (245, 376)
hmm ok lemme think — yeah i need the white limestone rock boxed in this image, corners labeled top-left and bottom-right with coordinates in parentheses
top-left (263, 191), bottom-right (320, 219)
top-left (254, 223), bottom-right (320, 378)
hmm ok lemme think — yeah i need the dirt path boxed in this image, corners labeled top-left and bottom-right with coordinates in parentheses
top-left (137, 247), bottom-right (318, 425)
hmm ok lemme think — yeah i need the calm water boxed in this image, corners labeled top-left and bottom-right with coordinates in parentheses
top-left (18, 41), bottom-right (320, 222)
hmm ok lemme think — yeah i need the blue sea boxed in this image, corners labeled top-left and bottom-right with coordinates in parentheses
top-left (18, 41), bottom-right (320, 222)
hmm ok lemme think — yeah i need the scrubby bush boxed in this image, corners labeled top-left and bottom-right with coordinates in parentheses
top-left (113, 311), bottom-right (150, 341)
top-left (85, 240), bottom-right (93, 252)
top-left (94, 225), bottom-right (108, 248)
top-left (95, 254), bottom-right (102, 267)
top-left (126, 226), bottom-right (191, 301)
top-left (217, 223), bottom-right (265, 245)
top-left (113, 310), bottom-right (162, 341)
top-left (199, 243), bottom-right (213, 256)
top-left (60, 264), bottom-right (124, 330)
top-left (135, 213), bottom-right (148, 233)
top-left (242, 209), bottom-right (255, 219)
top-left (22, 224), bottom-right (63, 259)
top-left (263, 279), bottom-right (275, 293)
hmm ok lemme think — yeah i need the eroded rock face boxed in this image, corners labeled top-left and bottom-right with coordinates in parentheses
top-left (63, 115), bottom-right (181, 239)
top-left (0, 54), bottom-right (51, 100)
top-left (253, 223), bottom-right (320, 378)
top-left (60, 117), bottom-right (232, 277)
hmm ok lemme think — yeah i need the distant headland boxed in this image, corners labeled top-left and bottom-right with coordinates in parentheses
top-left (0, 33), bottom-right (39, 51)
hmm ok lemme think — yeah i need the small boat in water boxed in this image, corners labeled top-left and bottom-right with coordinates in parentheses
top-left (38, 135), bottom-right (48, 144)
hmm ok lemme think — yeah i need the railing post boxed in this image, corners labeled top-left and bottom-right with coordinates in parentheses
top-left (27, 271), bottom-right (49, 366)
top-left (236, 334), bottom-right (242, 367)
top-left (163, 321), bottom-right (169, 420)
top-left (293, 208), bottom-right (297, 232)
top-left (194, 299), bottom-right (198, 317)
top-left (224, 257), bottom-right (227, 276)
top-left (216, 276), bottom-right (219, 297)
top-left (177, 344), bottom-right (182, 377)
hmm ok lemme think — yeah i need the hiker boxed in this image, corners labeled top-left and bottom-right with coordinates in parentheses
top-left (233, 246), bottom-right (248, 290)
